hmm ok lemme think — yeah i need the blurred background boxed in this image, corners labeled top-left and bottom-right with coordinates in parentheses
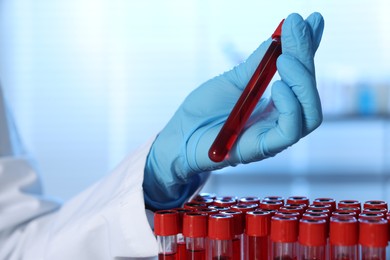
top-left (1, 1), bottom-right (390, 203)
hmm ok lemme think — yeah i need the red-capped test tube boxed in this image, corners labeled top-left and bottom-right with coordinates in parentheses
top-left (208, 214), bottom-right (234, 260)
top-left (154, 210), bottom-right (179, 260)
top-left (183, 212), bottom-right (208, 260)
top-left (313, 198), bottom-right (337, 213)
top-left (363, 200), bottom-right (388, 210)
top-left (222, 211), bottom-right (244, 260)
top-left (338, 200), bottom-right (361, 211)
top-left (329, 217), bottom-right (358, 260)
top-left (298, 219), bottom-right (327, 260)
top-left (246, 211), bottom-right (271, 260)
top-left (359, 219), bottom-right (388, 260)
top-left (271, 216), bottom-right (299, 260)
top-left (174, 208), bottom-right (193, 260)
top-left (286, 196), bottom-right (310, 207)
top-left (262, 196), bottom-right (285, 206)
top-left (208, 19), bottom-right (284, 162)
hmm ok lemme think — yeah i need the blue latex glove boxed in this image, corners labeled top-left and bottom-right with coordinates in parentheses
top-left (143, 12), bottom-right (325, 210)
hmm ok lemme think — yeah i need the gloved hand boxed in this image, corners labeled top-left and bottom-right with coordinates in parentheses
top-left (143, 12), bottom-right (325, 210)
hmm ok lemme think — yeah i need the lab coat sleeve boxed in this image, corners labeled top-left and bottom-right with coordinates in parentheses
top-left (0, 140), bottom-right (159, 260)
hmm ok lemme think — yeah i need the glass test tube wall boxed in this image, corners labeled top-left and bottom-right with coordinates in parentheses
top-left (154, 195), bottom-right (390, 260)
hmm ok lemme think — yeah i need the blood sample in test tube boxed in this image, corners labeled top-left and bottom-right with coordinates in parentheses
top-left (270, 216), bottom-right (299, 260)
top-left (221, 210), bottom-right (244, 260)
top-left (208, 214), bottom-right (234, 260)
top-left (298, 219), bottom-right (327, 260)
top-left (183, 212), bottom-right (208, 260)
top-left (154, 210), bottom-right (179, 260)
top-left (359, 218), bottom-right (388, 260)
top-left (173, 208), bottom-right (193, 260)
top-left (329, 216), bottom-right (358, 260)
top-left (245, 211), bottom-right (271, 260)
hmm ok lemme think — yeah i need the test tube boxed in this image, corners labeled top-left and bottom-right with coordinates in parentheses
top-left (359, 218), bottom-right (388, 260)
top-left (245, 211), bottom-right (271, 260)
top-left (208, 19), bottom-right (284, 162)
top-left (270, 216), bottom-right (299, 260)
top-left (329, 217), bottom-right (358, 260)
top-left (208, 214), bottom-right (234, 260)
top-left (183, 212), bottom-right (208, 260)
top-left (222, 211), bottom-right (244, 260)
top-left (173, 208), bottom-right (193, 260)
top-left (154, 210), bottom-right (179, 260)
top-left (298, 219), bottom-right (327, 260)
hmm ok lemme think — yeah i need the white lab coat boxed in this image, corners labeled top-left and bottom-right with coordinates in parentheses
top-left (0, 87), bottom-right (159, 259)
top-left (0, 144), bottom-right (160, 260)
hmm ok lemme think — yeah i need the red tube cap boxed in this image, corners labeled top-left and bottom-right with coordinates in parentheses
top-left (299, 219), bottom-right (327, 246)
top-left (172, 208), bottom-right (192, 233)
top-left (221, 210), bottom-right (244, 235)
top-left (262, 196), bottom-right (285, 205)
top-left (313, 198), bottom-right (336, 212)
top-left (363, 200), bottom-right (388, 210)
top-left (330, 217), bottom-right (358, 246)
top-left (208, 214), bottom-right (234, 240)
top-left (271, 216), bottom-right (299, 243)
top-left (246, 211), bottom-right (271, 237)
top-left (183, 212), bottom-right (208, 238)
top-left (184, 202), bottom-right (207, 211)
top-left (239, 196), bottom-right (260, 205)
top-left (359, 218), bottom-right (388, 247)
top-left (154, 210), bottom-right (179, 236)
top-left (259, 200), bottom-right (283, 210)
top-left (359, 213), bottom-right (385, 221)
top-left (287, 196), bottom-right (310, 206)
top-left (338, 200), bottom-right (361, 210)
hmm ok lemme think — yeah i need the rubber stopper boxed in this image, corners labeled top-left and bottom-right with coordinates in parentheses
top-left (330, 217), bottom-right (358, 246)
top-left (262, 196), bottom-right (285, 205)
top-left (271, 216), bottom-right (299, 243)
top-left (154, 210), bottom-right (179, 236)
top-left (208, 214), bottom-right (234, 240)
top-left (359, 218), bottom-right (388, 247)
top-left (299, 219), bottom-right (327, 246)
top-left (246, 211), bottom-right (271, 237)
top-left (239, 196), bottom-right (260, 205)
top-left (182, 212), bottom-right (208, 238)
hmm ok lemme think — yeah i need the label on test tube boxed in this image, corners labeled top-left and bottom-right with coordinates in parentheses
top-left (330, 217), bottom-right (358, 260)
top-left (154, 210), bottom-right (179, 260)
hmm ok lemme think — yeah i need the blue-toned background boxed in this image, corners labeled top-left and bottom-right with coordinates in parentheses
top-left (1, 1), bottom-right (389, 202)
